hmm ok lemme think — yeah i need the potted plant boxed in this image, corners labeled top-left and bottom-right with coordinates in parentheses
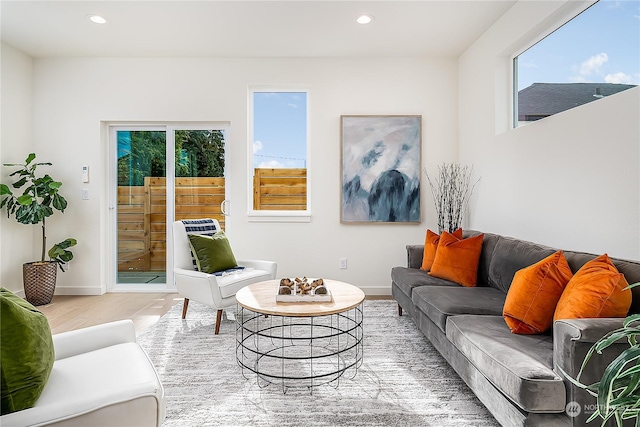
top-left (560, 283), bottom-right (640, 426)
top-left (0, 153), bottom-right (77, 305)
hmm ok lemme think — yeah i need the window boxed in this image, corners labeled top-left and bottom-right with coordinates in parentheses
top-left (514, 0), bottom-right (639, 127)
top-left (249, 88), bottom-right (309, 220)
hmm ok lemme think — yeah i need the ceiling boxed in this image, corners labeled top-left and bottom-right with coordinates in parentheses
top-left (0, 1), bottom-right (516, 58)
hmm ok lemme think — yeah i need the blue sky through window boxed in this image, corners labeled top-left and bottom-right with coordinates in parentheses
top-left (517, 0), bottom-right (639, 90)
top-left (252, 92), bottom-right (307, 169)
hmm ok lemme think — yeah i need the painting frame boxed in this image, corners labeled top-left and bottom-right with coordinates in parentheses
top-left (340, 115), bottom-right (422, 224)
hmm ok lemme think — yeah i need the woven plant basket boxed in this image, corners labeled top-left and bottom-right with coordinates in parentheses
top-left (23, 261), bottom-right (57, 306)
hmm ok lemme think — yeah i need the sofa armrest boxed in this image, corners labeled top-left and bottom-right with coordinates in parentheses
top-left (406, 245), bottom-right (424, 269)
top-left (553, 318), bottom-right (628, 425)
top-left (53, 319), bottom-right (136, 361)
top-left (554, 318), bottom-right (627, 375)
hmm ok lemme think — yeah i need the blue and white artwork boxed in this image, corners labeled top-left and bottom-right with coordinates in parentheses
top-left (341, 115), bottom-right (421, 223)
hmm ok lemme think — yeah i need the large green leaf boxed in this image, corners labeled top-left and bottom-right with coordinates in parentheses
top-left (55, 238), bottom-right (77, 249)
top-left (0, 184), bottom-right (11, 195)
top-left (59, 252), bottom-right (73, 262)
top-left (17, 194), bottom-right (34, 205)
top-left (52, 193), bottom-right (67, 211)
top-left (12, 177), bottom-right (27, 188)
top-left (48, 238), bottom-right (77, 271)
top-left (625, 314), bottom-right (640, 327)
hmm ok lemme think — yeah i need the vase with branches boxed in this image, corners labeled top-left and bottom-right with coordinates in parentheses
top-left (423, 163), bottom-right (480, 233)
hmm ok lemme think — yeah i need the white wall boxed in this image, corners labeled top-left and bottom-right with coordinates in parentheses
top-left (20, 56), bottom-right (458, 295)
top-left (458, 1), bottom-right (640, 260)
top-left (1, 42), bottom-right (34, 293)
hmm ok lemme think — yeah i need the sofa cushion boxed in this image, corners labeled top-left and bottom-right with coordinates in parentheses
top-left (412, 286), bottom-right (506, 332)
top-left (429, 232), bottom-right (484, 287)
top-left (471, 231), bottom-right (501, 289)
top-left (446, 315), bottom-right (566, 413)
top-left (421, 228), bottom-right (462, 271)
top-left (503, 251), bottom-right (573, 334)
top-left (391, 266), bottom-right (460, 299)
top-left (488, 237), bottom-right (556, 293)
top-left (0, 288), bottom-right (55, 414)
top-left (554, 254), bottom-right (632, 322)
top-left (565, 251), bottom-right (640, 315)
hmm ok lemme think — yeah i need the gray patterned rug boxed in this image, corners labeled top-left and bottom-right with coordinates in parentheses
top-left (138, 299), bottom-right (499, 426)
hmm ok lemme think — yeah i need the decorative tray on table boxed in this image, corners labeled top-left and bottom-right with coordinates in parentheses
top-left (276, 277), bottom-right (332, 302)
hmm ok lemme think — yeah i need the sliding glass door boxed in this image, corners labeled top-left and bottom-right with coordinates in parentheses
top-left (111, 124), bottom-right (228, 291)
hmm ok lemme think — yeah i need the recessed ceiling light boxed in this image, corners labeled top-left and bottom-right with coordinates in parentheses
top-left (356, 15), bottom-right (374, 25)
top-left (88, 15), bottom-right (107, 24)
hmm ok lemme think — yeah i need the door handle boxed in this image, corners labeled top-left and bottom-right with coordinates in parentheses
top-left (221, 200), bottom-right (230, 216)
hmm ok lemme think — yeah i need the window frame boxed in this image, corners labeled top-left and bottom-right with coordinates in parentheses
top-left (107, 122), bottom-right (230, 293)
top-left (247, 85), bottom-right (311, 222)
top-left (510, 0), bottom-right (598, 129)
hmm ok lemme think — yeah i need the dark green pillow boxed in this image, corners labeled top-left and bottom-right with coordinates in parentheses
top-left (188, 231), bottom-right (238, 274)
top-left (0, 287), bottom-right (54, 414)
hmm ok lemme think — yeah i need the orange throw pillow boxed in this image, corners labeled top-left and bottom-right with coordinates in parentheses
top-left (554, 254), bottom-right (632, 322)
top-left (429, 232), bottom-right (484, 287)
top-left (421, 228), bottom-right (463, 271)
top-left (503, 251), bottom-right (573, 334)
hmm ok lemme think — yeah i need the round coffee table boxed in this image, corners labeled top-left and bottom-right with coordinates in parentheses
top-left (235, 279), bottom-right (365, 392)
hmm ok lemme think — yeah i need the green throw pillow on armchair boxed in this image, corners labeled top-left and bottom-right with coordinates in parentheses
top-left (0, 287), bottom-right (55, 414)
top-left (188, 231), bottom-right (238, 274)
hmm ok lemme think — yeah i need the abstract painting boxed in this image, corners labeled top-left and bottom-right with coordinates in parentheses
top-left (341, 115), bottom-right (421, 223)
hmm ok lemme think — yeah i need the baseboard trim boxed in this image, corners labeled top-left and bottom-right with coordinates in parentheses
top-left (361, 286), bottom-right (391, 296)
top-left (16, 285), bottom-right (390, 297)
top-left (54, 286), bottom-right (105, 296)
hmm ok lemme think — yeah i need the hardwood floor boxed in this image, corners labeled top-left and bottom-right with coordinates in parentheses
top-left (38, 293), bottom-right (182, 335)
top-left (38, 292), bottom-right (392, 335)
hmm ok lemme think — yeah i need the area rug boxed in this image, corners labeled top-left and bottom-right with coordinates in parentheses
top-left (138, 299), bottom-right (500, 427)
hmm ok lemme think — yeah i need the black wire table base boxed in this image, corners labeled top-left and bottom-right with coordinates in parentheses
top-left (235, 303), bottom-right (364, 393)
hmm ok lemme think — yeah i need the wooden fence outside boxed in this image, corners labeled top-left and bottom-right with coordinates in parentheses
top-left (253, 168), bottom-right (307, 210)
top-left (118, 169), bottom-right (306, 272)
top-left (118, 176), bottom-right (225, 272)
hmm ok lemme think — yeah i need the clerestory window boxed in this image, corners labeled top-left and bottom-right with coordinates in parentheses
top-left (513, 0), bottom-right (639, 127)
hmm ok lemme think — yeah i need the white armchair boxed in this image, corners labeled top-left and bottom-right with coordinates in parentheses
top-left (0, 320), bottom-right (165, 427)
top-left (173, 219), bottom-right (277, 334)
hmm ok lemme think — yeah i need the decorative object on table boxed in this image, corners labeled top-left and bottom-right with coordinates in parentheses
top-left (0, 153), bottom-right (77, 306)
top-left (341, 115), bottom-right (421, 223)
top-left (276, 277), bottom-right (331, 302)
top-left (559, 282), bottom-right (640, 427)
top-left (423, 162), bottom-right (480, 233)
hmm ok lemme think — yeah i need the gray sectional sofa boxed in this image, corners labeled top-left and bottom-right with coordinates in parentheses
top-left (391, 230), bottom-right (640, 427)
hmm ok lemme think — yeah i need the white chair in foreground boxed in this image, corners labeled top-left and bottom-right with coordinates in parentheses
top-left (173, 219), bottom-right (277, 334)
top-left (0, 320), bottom-right (165, 427)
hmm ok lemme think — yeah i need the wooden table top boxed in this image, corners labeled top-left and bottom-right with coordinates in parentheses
top-left (235, 279), bottom-right (365, 317)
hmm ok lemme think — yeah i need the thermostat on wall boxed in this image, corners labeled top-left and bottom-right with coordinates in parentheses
top-left (82, 165), bottom-right (89, 183)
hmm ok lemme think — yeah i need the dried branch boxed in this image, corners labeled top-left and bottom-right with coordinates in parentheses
top-left (423, 163), bottom-right (480, 233)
